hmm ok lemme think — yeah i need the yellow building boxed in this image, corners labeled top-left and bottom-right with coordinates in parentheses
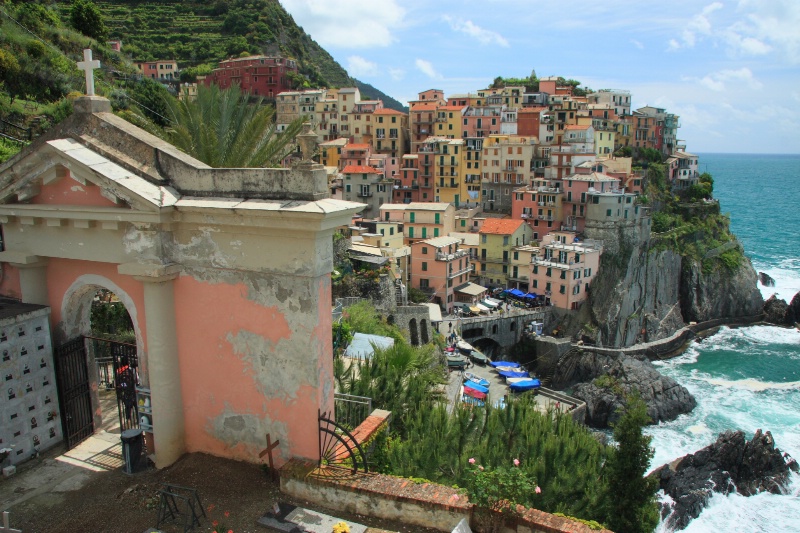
top-left (477, 218), bottom-right (534, 288)
top-left (318, 138), bottom-right (348, 168)
top-left (435, 105), bottom-right (465, 139)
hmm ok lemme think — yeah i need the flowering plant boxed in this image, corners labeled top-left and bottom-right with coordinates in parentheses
top-left (465, 458), bottom-right (537, 514)
top-left (332, 522), bottom-right (350, 533)
top-left (207, 504), bottom-right (233, 533)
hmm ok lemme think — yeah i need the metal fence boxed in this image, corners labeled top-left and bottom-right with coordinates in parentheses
top-left (333, 392), bottom-right (372, 430)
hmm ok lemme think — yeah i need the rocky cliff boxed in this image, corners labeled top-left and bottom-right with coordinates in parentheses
top-left (585, 220), bottom-right (763, 348)
top-left (652, 429), bottom-right (798, 530)
top-left (551, 349), bottom-right (696, 428)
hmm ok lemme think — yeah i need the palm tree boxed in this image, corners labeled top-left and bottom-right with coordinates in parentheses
top-left (165, 83), bottom-right (305, 168)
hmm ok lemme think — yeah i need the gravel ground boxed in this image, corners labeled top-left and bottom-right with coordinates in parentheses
top-left (1, 447), bottom-right (441, 533)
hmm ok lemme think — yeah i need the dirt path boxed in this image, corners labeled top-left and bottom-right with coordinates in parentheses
top-left (1, 446), bottom-right (438, 533)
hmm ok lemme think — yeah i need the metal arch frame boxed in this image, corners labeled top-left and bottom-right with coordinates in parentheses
top-left (318, 410), bottom-right (369, 474)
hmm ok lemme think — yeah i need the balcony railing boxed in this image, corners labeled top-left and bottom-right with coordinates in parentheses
top-left (357, 191), bottom-right (374, 198)
top-left (436, 249), bottom-right (469, 261)
top-left (448, 264), bottom-right (475, 279)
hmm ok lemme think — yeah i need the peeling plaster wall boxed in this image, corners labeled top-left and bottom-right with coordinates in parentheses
top-left (174, 271), bottom-right (333, 466)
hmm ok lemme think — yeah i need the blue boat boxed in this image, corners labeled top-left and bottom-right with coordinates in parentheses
top-left (490, 361), bottom-right (521, 368)
top-left (463, 372), bottom-right (490, 388)
top-left (499, 370), bottom-right (529, 379)
top-left (508, 378), bottom-right (541, 392)
top-left (463, 381), bottom-right (489, 394)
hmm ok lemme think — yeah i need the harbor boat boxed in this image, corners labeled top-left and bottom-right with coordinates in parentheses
top-left (447, 355), bottom-right (468, 369)
top-left (490, 361), bottom-right (521, 368)
top-left (505, 377), bottom-right (535, 384)
top-left (462, 386), bottom-right (486, 406)
top-left (493, 365), bottom-right (522, 373)
top-left (463, 372), bottom-right (490, 388)
top-left (508, 378), bottom-right (541, 392)
top-left (498, 369), bottom-right (530, 379)
top-left (468, 350), bottom-right (489, 365)
top-left (463, 381), bottom-right (489, 394)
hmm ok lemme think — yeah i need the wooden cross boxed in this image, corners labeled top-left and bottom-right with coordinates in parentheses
top-left (77, 48), bottom-right (101, 96)
top-left (0, 511), bottom-right (22, 533)
top-left (259, 433), bottom-right (280, 471)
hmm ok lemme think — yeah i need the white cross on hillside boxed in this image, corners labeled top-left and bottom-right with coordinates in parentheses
top-left (77, 48), bottom-right (101, 96)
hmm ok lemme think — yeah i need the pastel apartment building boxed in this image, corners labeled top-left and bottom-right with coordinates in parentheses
top-left (511, 177), bottom-right (564, 242)
top-left (276, 89), bottom-right (327, 131)
top-left (204, 56), bottom-right (298, 98)
top-left (529, 231), bottom-right (602, 309)
top-left (134, 60), bottom-right (179, 80)
top-left (379, 202), bottom-right (455, 245)
top-left (340, 165), bottom-right (391, 218)
top-left (481, 135), bottom-right (538, 213)
top-left (560, 171), bottom-right (621, 233)
top-left (666, 151), bottom-right (700, 189)
top-left (393, 155), bottom-right (421, 204)
top-left (410, 236), bottom-right (473, 312)
top-left (477, 218), bottom-right (533, 288)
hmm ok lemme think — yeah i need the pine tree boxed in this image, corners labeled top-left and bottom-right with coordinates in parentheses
top-left (602, 393), bottom-right (660, 533)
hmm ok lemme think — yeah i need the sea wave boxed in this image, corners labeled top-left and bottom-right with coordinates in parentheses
top-left (695, 325), bottom-right (800, 351)
top-left (753, 258), bottom-right (800, 303)
top-left (704, 377), bottom-right (800, 392)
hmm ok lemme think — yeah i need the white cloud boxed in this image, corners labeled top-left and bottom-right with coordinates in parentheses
top-left (736, 0), bottom-right (800, 63)
top-left (670, 2), bottom-right (723, 49)
top-left (442, 16), bottom-right (509, 47)
top-left (280, 0), bottom-right (405, 48)
top-left (695, 67), bottom-right (763, 92)
top-left (415, 59), bottom-right (441, 79)
top-left (389, 68), bottom-right (405, 81)
top-left (631, 39), bottom-right (644, 50)
top-left (347, 56), bottom-right (379, 77)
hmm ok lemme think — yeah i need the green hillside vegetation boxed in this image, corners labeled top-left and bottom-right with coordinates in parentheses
top-left (60, 0), bottom-right (406, 110)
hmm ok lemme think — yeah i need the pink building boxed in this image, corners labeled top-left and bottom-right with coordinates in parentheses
top-left (410, 236), bottom-right (473, 312)
top-left (529, 232), bottom-right (602, 309)
top-left (560, 172), bottom-right (621, 233)
top-left (393, 155), bottom-right (421, 204)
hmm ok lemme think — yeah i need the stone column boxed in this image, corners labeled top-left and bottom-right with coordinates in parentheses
top-left (119, 262), bottom-right (185, 468)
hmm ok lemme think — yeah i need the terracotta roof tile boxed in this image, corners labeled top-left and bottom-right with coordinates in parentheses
top-left (373, 108), bottom-right (407, 115)
top-left (344, 143), bottom-right (371, 151)
top-left (342, 165), bottom-right (382, 174)
top-left (479, 218), bottom-right (525, 235)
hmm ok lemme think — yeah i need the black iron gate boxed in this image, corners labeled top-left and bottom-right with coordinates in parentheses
top-left (54, 337), bottom-right (94, 449)
top-left (88, 337), bottom-right (140, 432)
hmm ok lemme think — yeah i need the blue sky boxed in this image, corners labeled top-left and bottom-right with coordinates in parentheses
top-left (281, 0), bottom-right (800, 154)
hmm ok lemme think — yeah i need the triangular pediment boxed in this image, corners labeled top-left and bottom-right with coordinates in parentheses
top-left (0, 138), bottom-right (180, 212)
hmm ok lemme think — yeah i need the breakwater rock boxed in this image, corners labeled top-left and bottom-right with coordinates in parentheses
top-left (651, 429), bottom-right (799, 531)
top-left (552, 350), bottom-right (696, 428)
top-left (763, 294), bottom-right (796, 326)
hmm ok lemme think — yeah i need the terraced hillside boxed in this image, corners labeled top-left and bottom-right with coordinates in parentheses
top-left (67, 0), bottom-right (406, 110)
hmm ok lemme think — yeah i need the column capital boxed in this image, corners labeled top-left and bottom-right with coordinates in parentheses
top-left (0, 251), bottom-right (48, 268)
top-left (118, 262), bottom-right (181, 282)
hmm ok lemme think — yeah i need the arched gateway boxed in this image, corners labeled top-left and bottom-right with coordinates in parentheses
top-left (0, 94), bottom-right (363, 468)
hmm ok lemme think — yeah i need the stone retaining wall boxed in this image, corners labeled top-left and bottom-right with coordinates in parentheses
top-left (279, 459), bottom-right (611, 533)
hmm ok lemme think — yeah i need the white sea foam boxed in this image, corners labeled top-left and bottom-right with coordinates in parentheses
top-left (755, 259), bottom-right (800, 303)
top-left (704, 377), bottom-right (800, 392)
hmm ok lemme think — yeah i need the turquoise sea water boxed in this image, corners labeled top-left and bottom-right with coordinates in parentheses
top-left (648, 153), bottom-right (800, 532)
